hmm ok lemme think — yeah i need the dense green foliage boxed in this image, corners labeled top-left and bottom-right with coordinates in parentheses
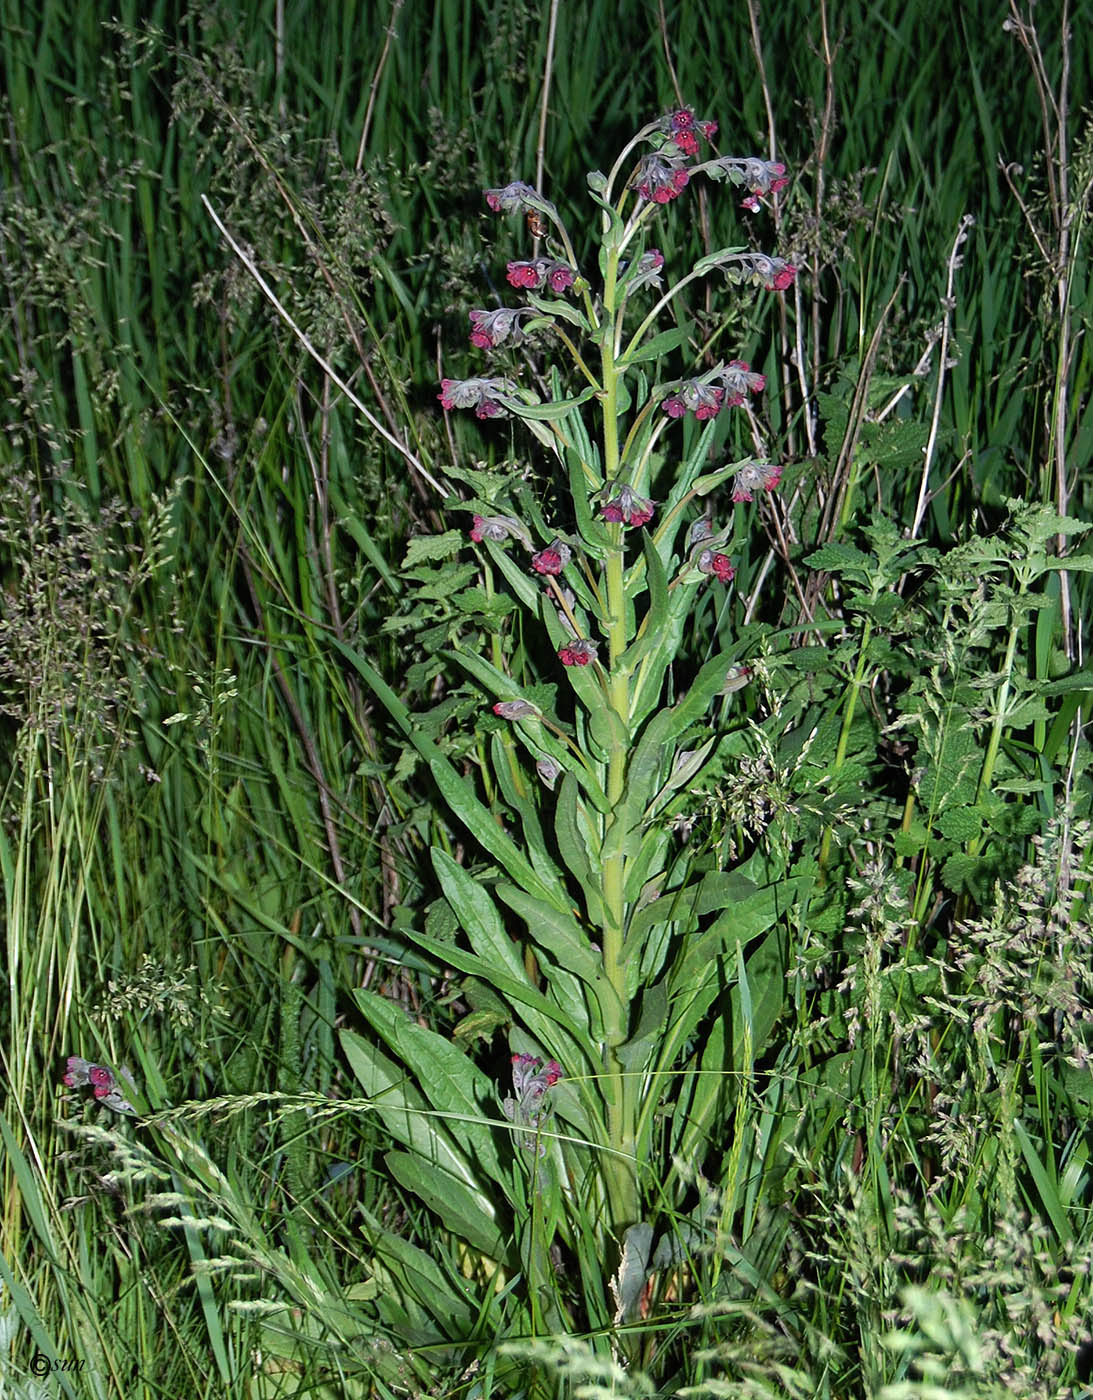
top-left (0, 0), bottom-right (1090, 1395)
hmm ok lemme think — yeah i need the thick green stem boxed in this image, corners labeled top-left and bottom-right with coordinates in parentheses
top-left (597, 252), bottom-right (640, 1232)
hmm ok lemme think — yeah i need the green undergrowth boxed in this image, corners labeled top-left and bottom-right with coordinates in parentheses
top-left (0, 0), bottom-right (1090, 1395)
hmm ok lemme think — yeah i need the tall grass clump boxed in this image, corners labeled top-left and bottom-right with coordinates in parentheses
top-left (0, 0), bottom-right (1090, 1396)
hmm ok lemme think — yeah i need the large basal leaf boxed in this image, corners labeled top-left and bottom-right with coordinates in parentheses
top-left (351, 987), bottom-right (508, 1188)
top-left (385, 1150), bottom-right (511, 1262)
top-left (331, 638), bottom-right (570, 914)
top-left (398, 921), bottom-right (601, 1072)
top-left (339, 1029), bottom-right (477, 1186)
top-left (357, 1208), bottom-right (480, 1340)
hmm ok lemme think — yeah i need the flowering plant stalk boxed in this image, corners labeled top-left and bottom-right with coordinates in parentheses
top-left (342, 105), bottom-right (799, 1333)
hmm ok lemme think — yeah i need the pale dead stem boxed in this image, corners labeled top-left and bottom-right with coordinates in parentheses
top-left (201, 194), bottom-right (448, 500)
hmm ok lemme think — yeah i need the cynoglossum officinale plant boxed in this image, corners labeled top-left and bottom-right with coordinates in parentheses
top-left (347, 103), bottom-right (799, 1326)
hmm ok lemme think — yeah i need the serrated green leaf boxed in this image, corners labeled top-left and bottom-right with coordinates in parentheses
top-left (806, 543), bottom-right (874, 576)
top-left (402, 531), bottom-right (463, 567)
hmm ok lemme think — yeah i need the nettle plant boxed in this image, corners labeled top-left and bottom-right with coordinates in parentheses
top-left (343, 107), bottom-right (798, 1341)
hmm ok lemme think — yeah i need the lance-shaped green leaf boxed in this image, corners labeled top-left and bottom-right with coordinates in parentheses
top-left (585, 176), bottom-right (626, 259)
top-left (691, 244), bottom-right (748, 276)
top-left (526, 288), bottom-right (591, 330)
top-left (401, 920), bottom-right (599, 1073)
top-left (487, 732), bottom-right (576, 898)
top-left (617, 981), bottom-right (668, 1075)
top-left (615, 650), bottom-right (738, 840)
top-left (495, 883), bottom-right (602, 987)
top-left (618, 530), bottom-right (671, 675)
top-left (482, 538), bottom-right (545, 611)
top-left (494, 386), bottom-right (599, 421)
top-left (678, 1018), bottom-right (729, 1167)
top-left (385, 1150), bottom-right (509, 1261)
top-left (553, 774), bottom-right (606, 927)
top-left (352, 987), bottom-right (507, 1187)
top-left (333, 638), bottom-right (573, 915)
top-left (617, 324), bottom-right (691, 368)
top-left (358, 1210), bottom-right (479, 1338)
top-left (656, 419), bottom-right (724, 512)
top-left (565, 443), bottom-right (609, 542)
top-left (340, 1028), bottom-right (476, 1186)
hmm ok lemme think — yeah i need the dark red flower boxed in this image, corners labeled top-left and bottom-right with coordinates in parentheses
top-left (601, 483), bottom-right (655, 527)
top-left (531, 538), bottom-right (571, 575)
top-left (558, 639), bottom-right (597, 667)
top-left (699, 550), bottom-right (736, 583)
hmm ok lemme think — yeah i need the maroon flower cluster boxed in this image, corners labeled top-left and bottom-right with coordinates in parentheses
top-left (558, 639), bottom-right (597, 667)
top-left (621, 248), bottom-right (666, 293)
top-left (484, 181), bottom-right (541, 213)
top-left (736, 253), bottom-right (796, 292)
top-left (633, 153), bottom-right (691, 205)
top-left (601, 483), bottom-right (655, 527)
top-left (731, 460), bottom-right (783, 503)
top-left (740, 160), bottom-right (789, 211)
top-left (493, 699), bottom-right (538, 719)
top-left (468, 307), bottom-right (535, 349)
top-left (531, 538), bottom-right (572, 575)
top-left (659, 107), bottom-right (718, 157)
top-left (502, 1053), bottom-right (563, 1156)
top-left (507, 259), bottom-right (576, 294)
top-left (468, 513), bottom-right (528, 544)
top-left (438, 376), bottom-right (515, 419)
top-left (699, 550), bottom-right (736, 583)
top-left (62, 1055), bottom-right (135, 1114)
top-left (662, 360), bottom-right (766, 421)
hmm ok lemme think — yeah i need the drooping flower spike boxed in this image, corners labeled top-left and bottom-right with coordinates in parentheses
top-left (493, 699), bottom-right (539, 719)
top-left (632, 153), bottom-right (691, 205)
top-left (468, 514), bottom-right (530, 545)
top-left (501, 1053), bottom-right (563, 1156)
top-left (484, 181), bottom-right (542, 213)
top-left (622, 249), bottom-right (665, 293)
top-left (662, 382), bottom-right (725, 421)
top-left (662, 361), bottom-right (765, 421)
